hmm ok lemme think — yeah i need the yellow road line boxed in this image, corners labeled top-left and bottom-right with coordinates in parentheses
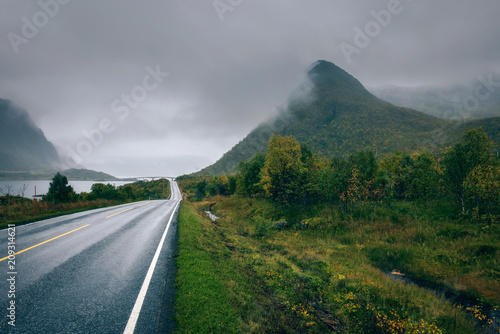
top-left (106, 207), bottom-right (135, 218)
top-left (105, 203), bottom-right (150, 218)
top-left (0, 224), bottom-right (90, 262)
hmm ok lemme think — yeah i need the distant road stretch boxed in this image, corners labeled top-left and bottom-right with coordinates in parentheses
top-left (0, 181), bottom-right (181, 333)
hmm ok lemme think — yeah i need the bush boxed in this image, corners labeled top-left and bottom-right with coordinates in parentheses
top-left (254, 217), bottom-right (271, 239)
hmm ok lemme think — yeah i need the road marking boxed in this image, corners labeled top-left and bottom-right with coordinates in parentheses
top-left (106, 207), bottom-right (135, 218)
top-left (0, 224), bottom-right (90, 262)
top-left (123, 200), bottom-right (180, 334)
top-left (105, 203), bottom-right (150, 219)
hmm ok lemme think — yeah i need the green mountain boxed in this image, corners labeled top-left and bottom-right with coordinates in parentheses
top-left (197, 60), bottom-right (500, 176)
top-left (455, 117), bottom-right (500, 144)
top-left (0, 98), bottom-right (60, 171)
top-left (60, 168), bottom-right (119, 181)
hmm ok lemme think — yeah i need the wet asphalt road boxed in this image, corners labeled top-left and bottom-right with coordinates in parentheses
top-left (0, 181), bottom-right (181, 333)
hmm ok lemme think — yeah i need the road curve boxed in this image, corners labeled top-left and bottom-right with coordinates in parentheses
top-left (0, 180), bottom-right (181, 333)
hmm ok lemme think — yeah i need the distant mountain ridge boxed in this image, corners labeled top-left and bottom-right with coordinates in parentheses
top-left (0, 168), bottom-right (122, 181)
top-left (197, 60), bottom-right (500, 176)
top-left (0, 98), bottom-right (125, 181)
top-left (60, 168), bottom-right (119, 181)
top-left (369, 75), bottom-right (500, 120)
top-left (0, 98), bottom-right (60, 171)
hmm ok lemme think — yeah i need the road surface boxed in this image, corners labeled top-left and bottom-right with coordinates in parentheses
top-left (0, 180), bottom-right (181, 333)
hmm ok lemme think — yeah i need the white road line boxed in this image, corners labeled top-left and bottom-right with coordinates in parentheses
top-left (123, 198), bottom-right (180, 334)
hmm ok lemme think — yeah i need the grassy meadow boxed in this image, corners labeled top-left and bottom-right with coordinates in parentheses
top-left (174, 196), bottom-right (499, 333)
top-left (0, 196), bottom-right (126, 227)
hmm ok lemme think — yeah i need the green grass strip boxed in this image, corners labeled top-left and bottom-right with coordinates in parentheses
top-left (174, 203), bottom-right (240, 333)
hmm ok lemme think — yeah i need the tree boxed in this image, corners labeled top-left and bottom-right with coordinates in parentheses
top-left (216, 176), bottom-right (229, 196)
top-left (318, 157), bottom-right (353, 211)
top-left (120, 185), bottom-right (134, 200)
top-left (318, 161), bottom-right (339, 207)
top-left (18, 184), bottom-right (29, 197)
top-left (228, 176), bottom-right (237, 195)
top-left (236, 152), bottom-right (265, 196)
top-left (340, 166), bottom-right (373, 218)
top-left (349, 150), bottom-right (378, 182)
top-left (195, 180), bottom-right (207, 200)
top-left (44, 172), bottom-right (75, 203)
top-left (405, 152), bottom-right (441, 201)
top-left (206, 178), bottom-right (219, 197)
top-left (297, 144), bottom-right (324, 206)
top-left (379, 152), bottom-right (411, 199)
top-left (261, 135), bottom-right (302, 207)
top-left (463, 164), bottom-right (500, 223)
top-left (88, 183), bottom-right (120, 200)
top-left (443, 128), bottom-right (494, 213)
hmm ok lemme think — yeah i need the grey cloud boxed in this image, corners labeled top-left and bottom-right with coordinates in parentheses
top-left (1, 0), bottom-right (498, 176)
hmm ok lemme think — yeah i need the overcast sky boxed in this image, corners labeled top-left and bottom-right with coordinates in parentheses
top-left (1, 0), bottom-right (499, 177)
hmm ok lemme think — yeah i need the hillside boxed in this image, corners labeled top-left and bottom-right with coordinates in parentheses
top-left (60, 168), bottom-right (119, 181)
top-left (456, 117), bottom-right (500, 144)
top-left (0, 99), bottom-right (128, 181)
top-left (0, 98), bottom-right (60, 171)
top-left (197, 60), bottom-right (460, 176)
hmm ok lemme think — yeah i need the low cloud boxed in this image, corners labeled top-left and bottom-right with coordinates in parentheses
top-left (0, 0), bottom-right (498, 176)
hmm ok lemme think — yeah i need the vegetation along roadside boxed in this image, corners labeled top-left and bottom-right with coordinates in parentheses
top-left (0, 173), bottom-right (171, 227)
top-left (174, 127), bottom-right (499, 333)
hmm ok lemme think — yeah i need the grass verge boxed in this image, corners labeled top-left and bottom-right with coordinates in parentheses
top-left (174, 201), bottom-right (311, 333)
top-left (174, 202), bottom-right (241, 333)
